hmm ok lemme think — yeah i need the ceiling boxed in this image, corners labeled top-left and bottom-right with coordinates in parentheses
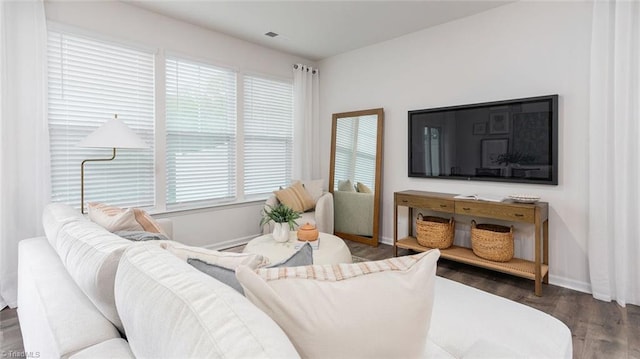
top-left (126, 1), bottom-right (512, 61)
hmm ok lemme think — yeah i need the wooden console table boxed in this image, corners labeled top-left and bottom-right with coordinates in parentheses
top-left (393, 190), bottom-right (549, 296)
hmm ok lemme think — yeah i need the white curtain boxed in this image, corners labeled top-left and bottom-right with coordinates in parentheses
top-left (293, 64), bottom-right (320, 180)
top-left (0, 0), bottom-right (50, 309)
top-left (587, 0), bottom-right (640, 307)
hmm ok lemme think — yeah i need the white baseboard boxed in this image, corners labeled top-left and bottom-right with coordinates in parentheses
top-left (379, 235), bottom-right (393, 246)
top-left (548, 275), bottom-right (592, 294)
top-left (203, 234), bottom-right (257, 251)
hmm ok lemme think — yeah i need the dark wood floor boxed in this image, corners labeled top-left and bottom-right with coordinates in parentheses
top-left (0, 305), bottom-right (22, 355)
top-left (2, 241), bottom-right (638, 358)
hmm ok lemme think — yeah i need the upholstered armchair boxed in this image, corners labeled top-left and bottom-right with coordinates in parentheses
top-left (333, 190), bottom-right (373, 237)
top-left (262, 186), bottom-right (334, 235)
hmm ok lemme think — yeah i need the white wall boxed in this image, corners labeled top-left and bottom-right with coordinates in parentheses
top-left (45, 1), bottom-right (315, 249)
top-left (319, 1), bottom-right (593, 292)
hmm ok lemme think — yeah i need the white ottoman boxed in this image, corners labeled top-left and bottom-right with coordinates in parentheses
top-left (243, 231), bottom-right (353, 265)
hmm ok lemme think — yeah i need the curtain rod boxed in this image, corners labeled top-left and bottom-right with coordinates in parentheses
top-left (293, 64), bottom-right (317, 74)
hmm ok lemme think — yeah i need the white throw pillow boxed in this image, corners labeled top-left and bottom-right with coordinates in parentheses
top-left (160, 241), bottom-right (269, 269)
top-left (236, 249), bottom-right (440, 359)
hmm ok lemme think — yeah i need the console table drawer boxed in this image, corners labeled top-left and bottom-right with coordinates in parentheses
top-left (396, 194), bottom-right (454, 213)
top-left (455, 202), bottom-right (534, 223)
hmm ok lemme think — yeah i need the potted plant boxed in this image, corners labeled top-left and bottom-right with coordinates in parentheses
top-left (494, 152), bottom-right (535, 166)
top-left (494, 152), bottom-right (535, 177)
top-left (260, 203), bottom-right (301, 242)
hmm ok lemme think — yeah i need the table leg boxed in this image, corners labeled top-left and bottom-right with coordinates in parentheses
top-left (534, 209), bottom-right (542, 296)
top-left (543, 219), bottom-right (549, 284)
top-left (393, 203), bottom-right (398, 257)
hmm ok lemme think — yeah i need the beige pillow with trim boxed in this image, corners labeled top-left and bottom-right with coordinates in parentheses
top-left (236, 250), bottom-right (440, 358)
top-left (274, 181), bottom-right (315, 212)
top-left (88, 202), bottom-right (143, 232)
top-left (88, 202), bottom-right (166, 235)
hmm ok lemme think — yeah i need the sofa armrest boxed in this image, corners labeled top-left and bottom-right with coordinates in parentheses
top-left (156, 219), bottom-right (173, 240)
top-left (314, 192), bottom-right (334, 234)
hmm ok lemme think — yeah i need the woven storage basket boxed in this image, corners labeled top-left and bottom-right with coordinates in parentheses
top-left (470, 220), bottom-right (514, 262)
top-left (416, 214), bottom-right (454, 249)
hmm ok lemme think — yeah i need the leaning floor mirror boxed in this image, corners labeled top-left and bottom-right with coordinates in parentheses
top-left (329, 108), bottom-right (384, 247)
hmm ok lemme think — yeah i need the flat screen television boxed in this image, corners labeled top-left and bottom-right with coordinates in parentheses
top-left (408, 95), bottom-right (558, 185)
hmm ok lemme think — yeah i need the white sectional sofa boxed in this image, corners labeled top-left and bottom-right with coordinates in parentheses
top-left (17, 203), bottom-right (572, 358)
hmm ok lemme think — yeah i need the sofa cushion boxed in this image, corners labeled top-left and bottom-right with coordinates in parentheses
top-left (42, 203), bottom-right (84, 248)
top-left (68, 338), bottom-right (134, 359)
top-left (55, 219), bottom-right (132, 333)
top-left (115, 244), bottom-right (300, 358)
top-left (18, 237), bottom-right (122, 358)
top-left (428, 277), bottom-right (573, 358)
top-left (236, 250), bottom-right (440, 359)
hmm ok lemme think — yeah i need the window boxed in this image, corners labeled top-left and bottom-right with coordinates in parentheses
top-left (243, 75), bottom-right (293, 196)
top-left (48, 31), bottom-right (155, 209)
top-left (165, 57), bottom-right (237, 207)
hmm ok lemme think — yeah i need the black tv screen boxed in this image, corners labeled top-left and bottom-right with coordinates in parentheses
top-left (408, 95), bottom-right (558, 185)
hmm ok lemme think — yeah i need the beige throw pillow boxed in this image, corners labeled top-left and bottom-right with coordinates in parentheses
top-left (356, 182), bottom-right (372, 193)
top-left (274, 181), bottom-right (315, 212)
top-left (236, 250), bottom-right (440, 359)
top-left (132, 208), bottom-right (165, 234)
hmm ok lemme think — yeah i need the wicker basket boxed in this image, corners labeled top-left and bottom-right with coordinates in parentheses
top-left (470, 220), bottom-right (514, 262)
top-left (416, 214), bottom-right (454, 249)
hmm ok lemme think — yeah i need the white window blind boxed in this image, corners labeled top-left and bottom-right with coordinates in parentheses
top-left (165, 57), bottom-right (237, 207)
top-left (334, 118), bottom-right (356, 190)
top-left (354, 115), bottom-right (378, 189)
top-left (333, 115), bottom-right (378, 190)
top-left (48, 31), bottom-right (155, 209)
top-left (243, 75), bottom-right (293, 196)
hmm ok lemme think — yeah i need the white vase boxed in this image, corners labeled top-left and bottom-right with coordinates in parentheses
top-left (272, 222), bottom-right (290, 243)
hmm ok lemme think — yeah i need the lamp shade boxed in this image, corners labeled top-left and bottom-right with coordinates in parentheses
top-left (78, 115), bottom-right (148, 149)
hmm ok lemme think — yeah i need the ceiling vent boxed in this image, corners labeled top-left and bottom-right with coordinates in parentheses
top-left (264, 32), bottom-right (279, 38)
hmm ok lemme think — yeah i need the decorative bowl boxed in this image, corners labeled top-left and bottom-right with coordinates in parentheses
top-left (508, 194), bottom-right (541, 204)
top-left (297, 222), bottom-right (319, 242)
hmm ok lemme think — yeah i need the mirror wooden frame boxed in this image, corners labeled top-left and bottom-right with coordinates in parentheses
top-left (329, 108), bottom-right (384, 247)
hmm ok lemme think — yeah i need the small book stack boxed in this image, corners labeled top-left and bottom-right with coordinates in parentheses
top-left (295, 239), bottom-right (320, 250)
top-left (454, 193), bottom-right (506, 202)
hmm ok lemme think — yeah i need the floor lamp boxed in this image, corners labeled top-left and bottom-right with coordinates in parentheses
top-left (78, 114), bottom-right (148, 214)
